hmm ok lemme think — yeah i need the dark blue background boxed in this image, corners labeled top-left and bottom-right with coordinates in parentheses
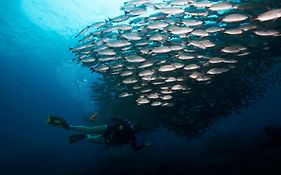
top-left (1, 1), bottom-right (281, 174)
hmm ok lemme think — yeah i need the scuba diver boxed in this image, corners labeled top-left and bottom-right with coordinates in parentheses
top-left (47, 115), bottom-right (149, 151)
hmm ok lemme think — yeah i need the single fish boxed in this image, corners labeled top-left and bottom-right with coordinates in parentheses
top-left (137, 98), bottom-right (150, 104)
top-left (209, 2), bottom-right (234, 11)
top-left (191, 1), bottom-right (213, 8)
top-left (222, 14), bottom-right (248, 23)
top-left (89, 112), bottom-right (98, 121)
top-left (207, 68), bottom-right (230, 75)
top-left (206, 26), bottom-right (224, 33)
top-left (161, 95), bottom-right (173, 100)
top-left (159, 65), bottom-right (177, 72)
top-left (109, 15), bottom-right (130, 23)
top-left (147, 21), bottom-right (169, 29)
top-left (254, 30), bottom-right (280, 36)
top-left (181, 19), bottom-right (203, 26)
top-left (221, 46), bottom-right (240, 53)
top-left (119, 92), bottom-right (131, 98)
top-left (75, 26), bottom-right (90, 38)
top-left (184, 64), bottom-right (200, 71)
top-left (151, 101), bottom-right (162, 106)
top-left (123, 77), bottom-right (138, 84)
top-left (224, 28), bottom-right (243, 35)
top-left (139, 70), bottom-right (155, 77)
top-left (256, 8), bottom-right (281, 22)
top-left (171, 84), bottom-right (184, 90)
top-left (126, 55), bottom-right (146, 63)
top-left (121, 70), bottom-right (134, 77)
top-left (94, 64), bottom-right (110, 72)
top-left (158, 7), bottom-right (185, 15)
top-left (122, 32), bottom-right (142, 41)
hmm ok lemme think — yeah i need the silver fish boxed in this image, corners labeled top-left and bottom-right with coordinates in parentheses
top-left (256, 8), bottom-right (281, 22)
top-left (222, 14), bottom-right (248, 23)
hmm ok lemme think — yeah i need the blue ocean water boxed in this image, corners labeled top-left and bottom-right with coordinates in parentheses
top-left (1, 0), bottom-right (281, 175)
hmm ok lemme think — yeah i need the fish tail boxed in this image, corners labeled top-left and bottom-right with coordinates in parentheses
top-left (153, 5), bottom-right (160, 10)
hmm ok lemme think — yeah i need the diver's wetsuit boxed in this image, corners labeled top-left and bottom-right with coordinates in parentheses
top-left (103, 118), bottom-right (145, 151)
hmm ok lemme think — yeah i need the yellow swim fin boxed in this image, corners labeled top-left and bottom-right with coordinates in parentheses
top-left (47, 116), bottom-right (70, 129)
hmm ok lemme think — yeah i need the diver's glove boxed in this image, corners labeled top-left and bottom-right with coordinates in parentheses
top-left (68, 134), bottom-right (87, 144)
top-left (47, 116), bottom-right (70, 130)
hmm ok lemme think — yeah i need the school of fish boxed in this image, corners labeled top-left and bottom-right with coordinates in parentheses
top-left (71, 0), bottom-right (281, 107)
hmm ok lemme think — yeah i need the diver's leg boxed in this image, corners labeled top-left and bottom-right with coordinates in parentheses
top-left (69, 125), bottom-right (108, 134)
top-left (89, 125), bottom-right (108, 135)
top-left (86, 134), bottom-right (106, 144)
